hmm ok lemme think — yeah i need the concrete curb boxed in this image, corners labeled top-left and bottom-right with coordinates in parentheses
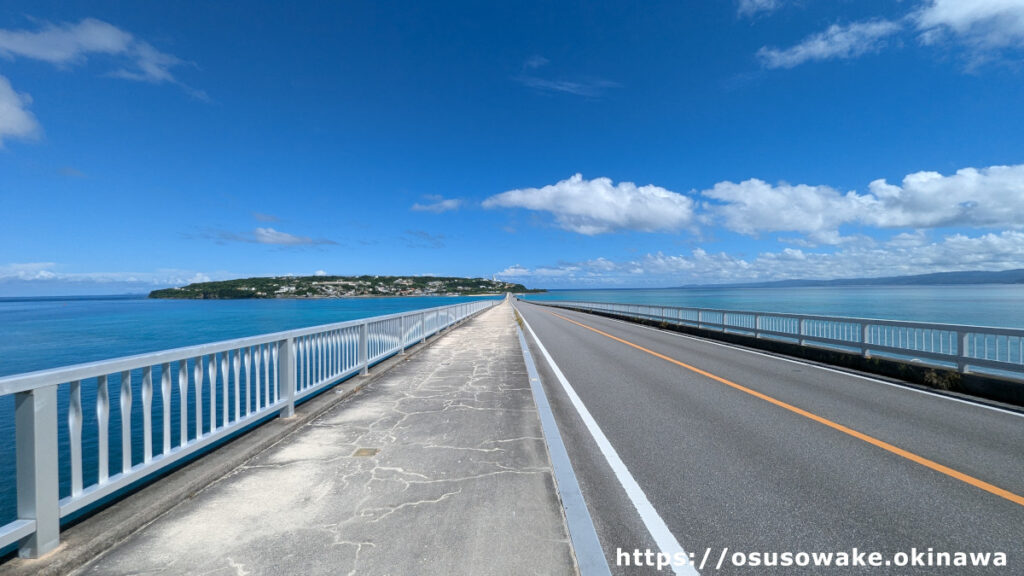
top-left (514, 315), bottom-right (609, 576)
top-left (0, 313), bottom-right (485, 576)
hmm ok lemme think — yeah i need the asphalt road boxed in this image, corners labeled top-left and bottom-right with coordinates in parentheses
top-left (514, 300), bottom-right (1024, 575)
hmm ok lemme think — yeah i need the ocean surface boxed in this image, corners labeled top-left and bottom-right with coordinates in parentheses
top-left (2, 285), bottom-right (1023, 532)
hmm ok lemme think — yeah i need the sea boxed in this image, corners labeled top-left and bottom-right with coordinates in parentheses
top-left (2, 285), bottom-right (1023, 531)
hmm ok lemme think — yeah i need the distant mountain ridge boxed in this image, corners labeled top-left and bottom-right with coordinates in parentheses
top-left (685, 269), bottom-right (1024, 290)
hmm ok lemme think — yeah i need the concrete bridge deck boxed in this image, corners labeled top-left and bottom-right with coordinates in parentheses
top-left (3, 302), bottom-right (577, 576)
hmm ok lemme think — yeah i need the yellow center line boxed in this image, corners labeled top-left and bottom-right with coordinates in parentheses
top-left (545, 309), bottom-right (1024, 508)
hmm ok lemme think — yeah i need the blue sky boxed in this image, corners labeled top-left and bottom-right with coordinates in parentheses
top-left (2, 0), bottom-right (1024, 295)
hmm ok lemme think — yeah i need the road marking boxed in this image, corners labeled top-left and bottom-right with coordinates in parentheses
top-left (545, 309), bottom-right (1024, 508)
top-left (517, 306), bottom-right (700, 576)
top-left (570, 306), bottom-right (1024, 419)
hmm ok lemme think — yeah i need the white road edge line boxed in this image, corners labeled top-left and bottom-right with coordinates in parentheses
top-left (515, 324), bottom-right (611, 576)
top-left (516, 305), bottom-right (700, 576)
top-left (550, 304), bottom-right (1024, 419)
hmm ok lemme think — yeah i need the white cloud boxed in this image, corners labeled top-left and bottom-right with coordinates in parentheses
top-left (493, 230), bottom-right (1024, 286)
top-left (702, 179), bottom-right (875, 244)
top-left (738, 0), bottom-right (783, 18)
top-left (411, 195), bottom-right (462, 213)
top-left (0, 18), bottom-right (202, 97)
top-left (758, 20), bottom-right (902, 68)
top-left (516, 76), bottom-right (620, 97)
top-left (483, 173), bottom-right (696, 235)
top-left (0, 18), bottom-right (131, 63)
top-left (0, 75), bottom-right (40, 145)
top-left (701, 163), bottom-right (1024, 243)
top-left (497, 265), bottom-right (531, 276)
top-left (887, 230), bottom-right (930, 248)
top-left (757, 1), bottom-right (1024, 69)
top-left (253, 227), bottom-right (334, 246)
top-left (866, 164), bottom-right (1024, 228)
top-left (916, 0), bottom-right (1024, 49)
top-left (196, 227), bottom-right (337, 246)
top-left (314, 269), bottom-right (327, 276)
top-left (489, 164), bottom-right (1024, 243)
top-left (0, 262), bottom-right (58, 280)
top-left (110, 40), bottom-right (182, 84)
top-left (515, 57), bottom-right (619, 97)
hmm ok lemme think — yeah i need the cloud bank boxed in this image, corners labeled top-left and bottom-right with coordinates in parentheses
top-left (495, 231), bottom-right (1024, 287)
top-left (703, 164), bottom-right (1024, 242)
top-left (487, 162), bottom-right (1024, 245)
top-left (0, 262), bottom-right (215, 289)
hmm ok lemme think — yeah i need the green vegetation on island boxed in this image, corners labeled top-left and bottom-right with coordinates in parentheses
top-left (148, 275), bottom-right (543, 299)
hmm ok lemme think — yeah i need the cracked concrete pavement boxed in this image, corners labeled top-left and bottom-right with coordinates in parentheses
top-left (72, 302), bottom-right (576, 576)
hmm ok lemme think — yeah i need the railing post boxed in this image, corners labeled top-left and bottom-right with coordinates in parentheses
top-left (360, 322), bottom-right (369, 375)
top-left (862, 324), bottom-right (871, 358)
top-left (957, 331), bottom-right (969, 373)
top-left (754, 314), bottom-right (761, 339)
top-left (399, 314), bottom-right (406, 355)
top-left (278, 338), bottom-right (295, 418)
top-left (799, 318), bottom-right (807, 346)
top-left (420, 312), bottom-right (426, 343)
top-left (15, 385), bottom-right (60, 558)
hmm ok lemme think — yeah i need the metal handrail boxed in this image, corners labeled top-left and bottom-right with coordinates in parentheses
top-left (1, 298), bottom-right (498, 558)
top-left (523, 299), bottom-right (1024, 377)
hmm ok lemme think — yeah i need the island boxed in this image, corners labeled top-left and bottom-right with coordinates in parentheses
top-left (148, 275), bottom-right (543, 299)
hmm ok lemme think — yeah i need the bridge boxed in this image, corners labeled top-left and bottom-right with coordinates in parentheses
top-left (0, 297), bottom-right (1021, 574)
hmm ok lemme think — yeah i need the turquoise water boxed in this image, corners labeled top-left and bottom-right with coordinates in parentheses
top-left (522, 285), bottom-right (1024, 329)
top-left (0, 294), bottom-right (501, 530)
top-left (0, 295), bottom-right (502, 378)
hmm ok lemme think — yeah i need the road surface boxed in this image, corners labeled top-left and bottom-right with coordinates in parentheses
top-left (515, 300), bottom-right (1023, 575)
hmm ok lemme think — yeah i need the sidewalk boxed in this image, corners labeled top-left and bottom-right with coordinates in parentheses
top-left (71, 302), bottom-right (576, 575)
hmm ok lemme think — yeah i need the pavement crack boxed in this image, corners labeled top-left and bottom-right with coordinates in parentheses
top-left (358, 488), bottom-right (463, 523)
top-left (225, 557), bottom-right (250, 576)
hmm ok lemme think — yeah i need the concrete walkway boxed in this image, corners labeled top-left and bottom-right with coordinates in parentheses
top-left (73, 303), bottom-right (576, 576)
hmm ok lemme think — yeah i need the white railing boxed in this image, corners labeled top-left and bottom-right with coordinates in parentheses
top-left (0, 299), bottom-right (498, 558)
top-left (525, 299), bottom-right (1024, 379)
